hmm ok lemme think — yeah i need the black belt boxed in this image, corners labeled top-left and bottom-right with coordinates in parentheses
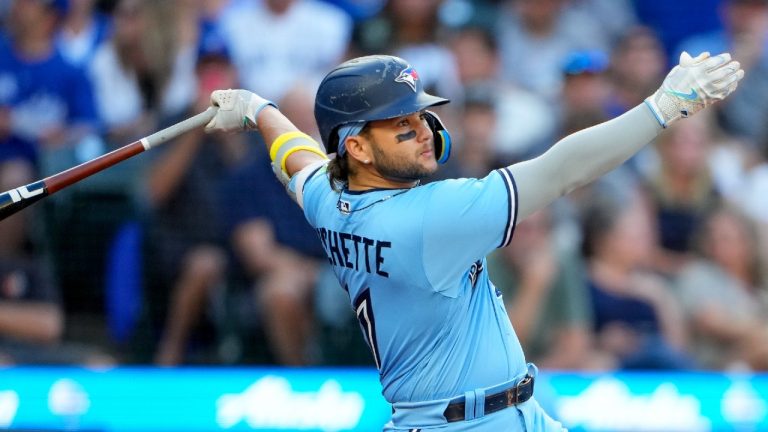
top-left (443, 375), bottom-right (535, 422)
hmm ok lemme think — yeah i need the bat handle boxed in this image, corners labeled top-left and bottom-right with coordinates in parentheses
top-left (142, 106), bottom-right (218, 149)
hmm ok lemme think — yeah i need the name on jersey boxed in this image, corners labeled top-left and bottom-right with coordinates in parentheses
top-left (316, 228), bottom-right (391, 277)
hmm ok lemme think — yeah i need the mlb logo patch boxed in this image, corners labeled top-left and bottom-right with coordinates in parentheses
top-left (395, 67), bottom-right (419, 92)
top-left (338, 199), bottom-right (351, 214)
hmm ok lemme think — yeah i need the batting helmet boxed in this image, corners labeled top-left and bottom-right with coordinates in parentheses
top-left (315, 55), bottom-right (452, 163)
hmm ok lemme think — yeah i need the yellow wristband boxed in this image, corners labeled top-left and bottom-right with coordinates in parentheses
top-left (280, 145), bottom-right (328, 173)
top-left (270, 131), bottom-right (312, 161)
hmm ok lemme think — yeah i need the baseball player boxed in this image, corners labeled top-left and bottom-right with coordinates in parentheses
top-left (203, 52), bottom-right (743, 430)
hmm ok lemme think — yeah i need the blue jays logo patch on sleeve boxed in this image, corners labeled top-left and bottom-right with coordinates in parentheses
top-left (468, 259), bottom-right (484, 288)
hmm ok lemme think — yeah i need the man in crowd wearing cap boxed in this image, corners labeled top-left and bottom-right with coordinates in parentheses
top-left (0, 0), bottom-right (99, 364)
top-left (149, 26), bottom-right (247, 366)
top-left (0, 0), bottom-right (98, 179)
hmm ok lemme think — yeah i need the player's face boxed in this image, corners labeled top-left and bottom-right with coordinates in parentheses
top-left (365, 112), bottom-right (438, 182)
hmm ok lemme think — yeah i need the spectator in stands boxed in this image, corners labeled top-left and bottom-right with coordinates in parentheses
top-left (0, 0), bottom-right (104, 332)
top-left (567, 0), bottom-right (637, 44)
top-left (55, 0), bottom-right (111, 67)
top-left (0, 0), bottom-right (98, 177)
top-left (550, 49), bottom-right (619, 256)
top-left (447, 24), bottom-right (555, 163)
top-left (643, 113), bottom-right (722, 276)
top-left (43, 0), bottom-right (198, 350)
top-left (558, 50), bottom-right (611, 135)
top-left (497, 0), bottom-right (610, 101)
top-left (605, 26), bottom-right (667, 118)
top-left (218, 0), bottom-right (352, 103)
top-left (708, 134), bottom-right (768, 270)
top-left (676, 205), bottom-right (768, 370)
top-left (87, 0), bottom-right (197, 141)
top-left (676, 0), bottom-right (768, 143)
top-left (0, 160), bottom-right (111, 365)
top-left (218, 81), bottom-right (327, 365)
top-left (631, 0), bottom-right (722, 62)
top-left (0, 159), bottom-right (62, 364)
top-left (150, 26), bottom-right (246, 366)
top-left (488, 208), bottom-right (613, 370)
top-left (433, 83), bottom-right (502, 180)
top-left (581, 187), bottom-right (693, 369)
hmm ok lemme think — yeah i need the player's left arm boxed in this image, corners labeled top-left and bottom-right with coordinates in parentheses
top-left (510, 51), bottom-right (744, 221)
top-left (204, 90), bottom-right (329, 192)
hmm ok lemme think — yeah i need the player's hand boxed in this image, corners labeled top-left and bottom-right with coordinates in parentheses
top-left (645, 51), bottom-right (744, 127)
top-left (205, 89), bottom-right (275, 133)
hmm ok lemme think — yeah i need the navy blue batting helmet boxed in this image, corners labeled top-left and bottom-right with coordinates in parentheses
top-left (315, 55), bottom-right (452, 163)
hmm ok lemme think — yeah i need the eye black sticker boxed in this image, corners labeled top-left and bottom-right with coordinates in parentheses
top-left (395, 130), bottom-right (417, 143)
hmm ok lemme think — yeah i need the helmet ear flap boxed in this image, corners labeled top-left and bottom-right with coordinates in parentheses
top-left (424, 110), bottom-right (451, 164)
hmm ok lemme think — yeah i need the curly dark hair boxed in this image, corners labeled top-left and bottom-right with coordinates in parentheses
top-left (327, 154), bottom-right (351, 191)
top-left (326, 123), bottom-right (371, 191)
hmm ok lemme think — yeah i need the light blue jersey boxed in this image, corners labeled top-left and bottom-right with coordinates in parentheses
top-left (299, 163), bottom-right (527, 404)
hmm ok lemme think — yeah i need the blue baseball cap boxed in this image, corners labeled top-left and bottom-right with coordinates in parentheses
top-left (562, 50), bottom-right (608, 76)
top-left (196, 21), bottom-right (231, 64)
top-left (38, 0), bottom-right (69, 15)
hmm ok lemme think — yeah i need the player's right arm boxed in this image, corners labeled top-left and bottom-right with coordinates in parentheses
top-left (510, 52), bottom-right (744, 221)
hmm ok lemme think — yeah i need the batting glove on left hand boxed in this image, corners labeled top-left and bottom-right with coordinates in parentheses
top-left (205, 89), bottom-right (275, 133)
top-left (645, 51), bottom-right (744, 128)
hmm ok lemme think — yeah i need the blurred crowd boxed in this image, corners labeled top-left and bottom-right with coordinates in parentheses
top-left (1, 0), bottom-right (768, 373)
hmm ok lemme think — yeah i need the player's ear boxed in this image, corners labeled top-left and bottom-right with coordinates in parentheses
top-left (345, 135), bottom-right (372, 165)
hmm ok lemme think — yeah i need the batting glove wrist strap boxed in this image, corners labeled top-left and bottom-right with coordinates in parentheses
top-left (205, 89), bottom-right (276, 133)
top-left (644, 51), bottom-right (744, 128)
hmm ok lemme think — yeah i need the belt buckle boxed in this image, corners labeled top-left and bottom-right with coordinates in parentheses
top-left (510, 375), bottom-right (531, 405)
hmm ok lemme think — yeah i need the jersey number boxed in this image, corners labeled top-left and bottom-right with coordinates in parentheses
top-left (354, 288), bottom-right (381, 370)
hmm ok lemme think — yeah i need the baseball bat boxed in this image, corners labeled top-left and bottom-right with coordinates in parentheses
top-left (0, 107), bottom-right (217, 222)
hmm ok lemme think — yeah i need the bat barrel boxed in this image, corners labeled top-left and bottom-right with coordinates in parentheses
top-left (45, 142), bottom-right (145, 194)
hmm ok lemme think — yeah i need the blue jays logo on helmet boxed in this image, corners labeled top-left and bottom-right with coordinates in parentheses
top-left (314, 55), bottom-right (452, 163)
top-left (394, 67), bottom-right (419, 92)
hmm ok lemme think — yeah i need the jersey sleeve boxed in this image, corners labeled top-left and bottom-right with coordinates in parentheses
top-left (422, 168), bottom-right (518, 294)
top-left (288, 158), bottom-right (330, 210)
top-left (288, 160), bottom-right (330, 226)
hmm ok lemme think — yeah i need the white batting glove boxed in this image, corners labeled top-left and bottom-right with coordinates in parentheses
top-left (645, 51), bottom-right (745, 127)
top-left (205, 89), bottom-right (275, 133)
